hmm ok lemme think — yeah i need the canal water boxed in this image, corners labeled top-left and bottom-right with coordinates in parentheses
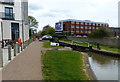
top-left (87, 52), bottom-right (120, 80)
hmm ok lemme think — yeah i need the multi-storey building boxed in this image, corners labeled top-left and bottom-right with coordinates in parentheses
top-left (0, 0), bottom-right (29, 43)
top-left (55, 19), bottom-right (109, 36)
top-left (118, 1), bottom-right (120, 27)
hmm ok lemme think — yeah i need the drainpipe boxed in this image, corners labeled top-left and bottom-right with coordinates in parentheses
top-left (0, 19), bottom-right (4, 48)
top-left (21, 0), bottom-right (24, 48)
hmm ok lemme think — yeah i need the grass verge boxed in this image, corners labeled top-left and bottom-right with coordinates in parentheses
top-left (42, 50), bottom-right (89, 80)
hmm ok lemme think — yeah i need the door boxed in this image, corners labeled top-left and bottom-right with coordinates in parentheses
top-left (11, 23), bottom-right (19, 40)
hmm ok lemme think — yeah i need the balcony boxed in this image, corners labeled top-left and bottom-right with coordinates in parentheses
top-left (0, 12), bottom-right (15, 20)
top-left (0, 0), bottom-right (14, 5)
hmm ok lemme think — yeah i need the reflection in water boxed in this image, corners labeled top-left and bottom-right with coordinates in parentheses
top-left (88, 52), bottom-right (120, 80)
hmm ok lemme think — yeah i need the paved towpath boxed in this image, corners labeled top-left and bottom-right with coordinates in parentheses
top-left (2, 41), bottom-right (43, 80)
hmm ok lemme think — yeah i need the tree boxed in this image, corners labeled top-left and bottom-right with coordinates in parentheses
top-left (88, 27), bottom-right (111, 38)
top-left (28, 16), bottom-right (39, 28)
top-left (28, 16), bottom-right (39, 37)
top-left (63, 31), bottom-right (71, 36)
top-left (46, 27), bottom-right (55, 36)
top-left (41, 25), bottom-right (55, 36)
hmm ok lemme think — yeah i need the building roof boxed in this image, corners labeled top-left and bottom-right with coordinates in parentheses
top-left (59, 19), bottom-right (109, 25)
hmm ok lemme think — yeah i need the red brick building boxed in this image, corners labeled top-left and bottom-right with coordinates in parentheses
top-left (55, 19), bottom-right (109, 36)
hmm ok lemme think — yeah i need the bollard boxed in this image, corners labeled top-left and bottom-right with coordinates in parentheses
top-left (14, 44), bottom-right (16, 56)
top-left (23, 43), bottom-right (26, 49)
top-left (21, 45), bottom-right (23, 51)
top-left (8, 45), bottom-right (11, 60)
top-left (23, 43), bottom-right (25, 49)
top-left (17, 43), bottom-right (20, 53)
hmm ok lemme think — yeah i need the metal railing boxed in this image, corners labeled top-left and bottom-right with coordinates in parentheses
top-left (0, 12), bottom-right (15, 20)
top-left (0, 39), bottom-right (33, 67)
top-left (0, 0), bottom-right (14, 5)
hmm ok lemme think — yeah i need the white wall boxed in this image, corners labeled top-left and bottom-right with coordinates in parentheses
top-left (118, 1), bottom-right (120, 27)
top-left (0, 0), bottom-right (29, 41)
top-left (0, 20), bottom-right (2, 41)
top-left (0, 0), bottom-right (22, 20)
top-left (14, 0), bottom-right (22, 20)
top-left (2, 20), bottom-right (11, 39)
top-left (24, 24), bottom-right (29, 41)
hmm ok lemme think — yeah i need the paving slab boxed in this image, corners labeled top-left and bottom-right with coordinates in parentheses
top-left (2, 41), bottom-right (43, 80)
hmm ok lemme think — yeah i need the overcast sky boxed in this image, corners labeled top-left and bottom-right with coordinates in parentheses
top-left (28, 0), bottom-right (119, 31)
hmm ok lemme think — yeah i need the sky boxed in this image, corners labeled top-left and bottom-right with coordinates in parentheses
top-left (28, 0), bottom-right (119, 31)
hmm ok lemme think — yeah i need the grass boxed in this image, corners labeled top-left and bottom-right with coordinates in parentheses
top-left (60, 40), bottom-right (88, 47)
top-left (43, 41), bottom-right (61, 48)
top-left (42, 50), bottom-right (89, 80)
top-left (60, 40), bottom-right (119, 53)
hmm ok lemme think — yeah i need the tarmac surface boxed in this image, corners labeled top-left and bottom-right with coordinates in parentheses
top-left (2, 41), bottom-right (43, 80)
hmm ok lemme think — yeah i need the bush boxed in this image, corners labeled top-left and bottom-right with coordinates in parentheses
top-left (88, 27), bottom-right (111, 38)
top-left (63, 31), bottom-right (71, 36)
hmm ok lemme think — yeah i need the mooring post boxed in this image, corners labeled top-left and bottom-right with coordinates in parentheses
top-left (17, 43), bottom-right (20, 53)
top-left (24, 42), bottom-right (26, 49)
top-left (14, 44), bottom-right (16, 56)
top-left (8, 45), bottom-right (11, 60)
top-left (21, 44), bottom-right (23, 51)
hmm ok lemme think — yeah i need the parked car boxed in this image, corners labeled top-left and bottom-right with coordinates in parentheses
top-left (42, 35), bottom-right (53, 40)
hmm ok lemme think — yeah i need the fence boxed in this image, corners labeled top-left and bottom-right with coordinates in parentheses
top-left (0, 39), bottom-right (33, 67)
top-left (67, 36), bottom-right (119, 47)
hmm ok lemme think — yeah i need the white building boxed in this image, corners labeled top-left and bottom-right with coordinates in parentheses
top-left (118, 1), bottom-right (120, 27)
top-left (0, 0), bottom-right (29, 43)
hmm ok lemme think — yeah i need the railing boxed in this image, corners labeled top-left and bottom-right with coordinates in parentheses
top-left (0, 12), bottom-right (15, 20)
top-left (0, 39), bottom-right (33, 67)
top-left (0, 0), bottom-right (14, 5)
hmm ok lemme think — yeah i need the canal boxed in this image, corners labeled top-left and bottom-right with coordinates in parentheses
top-left (87, 52), bottom-right (120, 80)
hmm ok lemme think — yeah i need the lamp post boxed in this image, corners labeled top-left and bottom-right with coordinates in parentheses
top-left (0, 19), bottom-right (4, 48)
top-left (21, 0), bottom-right (25, 49)
top-left (0, 19), bottom-right (3, 67)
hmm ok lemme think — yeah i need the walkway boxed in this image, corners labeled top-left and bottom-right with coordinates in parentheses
top-left (2, 41), bottom-right (43, 80)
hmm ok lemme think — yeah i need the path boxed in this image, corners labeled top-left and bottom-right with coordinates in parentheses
top-left (2, 41), bottom-right (43, 80)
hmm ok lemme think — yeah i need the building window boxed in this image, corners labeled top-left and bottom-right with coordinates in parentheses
top-left (71, 30), bottom-right (74, 33)
top-left (71, 25), bottom-right (75, 28)
top-left (95, 23), bottom-right (97, 25)
top-left (80, 26), bottom-right (84, 29)
top-left (96, 27), bottom-right (98, 29)
top-left (76, 25), bottom-right (79, 28)
top-left (5, 7), bottom-right (14, 19)
top-left (11, 23), bottom-right (19, 40)
top-left (85, 27), bottom-right (87, 29)
top-left (88, 31), bottom-right (91, 33)
top-left (80, 30), bottom-right (84, 33)
top-left (76, 22), bottom-right (79, 24)
top-left (71, 21), bottom-right (75, 24)
top-left (81, 22), bottom-right (84, 25)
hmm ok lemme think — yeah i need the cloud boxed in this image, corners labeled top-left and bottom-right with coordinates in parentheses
top-left (28, 0), bottom-right (119, 31)
top-left (29, 4), bottom-right (43, 11)
top-left (40, 13), bottom-right (56, 17)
